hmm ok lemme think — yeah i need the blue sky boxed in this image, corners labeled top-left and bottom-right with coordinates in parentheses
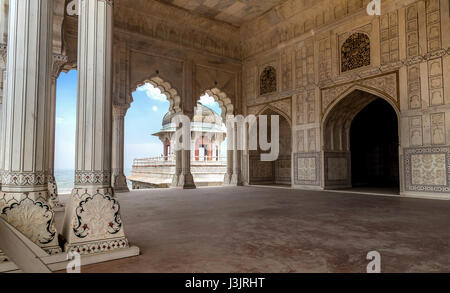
top-left (54, 70), bottom-right (223, 171)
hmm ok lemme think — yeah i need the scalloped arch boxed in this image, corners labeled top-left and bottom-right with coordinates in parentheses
top-left (203, 88), bottom-right (234, 121)
top-left (130, 76), bottom-right (182, 114)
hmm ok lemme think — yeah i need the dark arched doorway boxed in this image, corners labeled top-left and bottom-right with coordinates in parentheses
top-left (323, 90), bottom-right (400, 193)
top-left (350, 99), bottom-right (399, 189)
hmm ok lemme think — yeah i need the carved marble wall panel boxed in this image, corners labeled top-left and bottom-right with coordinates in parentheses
top-left (281, 47), bottom-right (293, 91)
top-left (244, 66), bottom-right (257, 101)
top-left (431, 112), bottom-right (446, 145)
top-left (297, 129), bottom-right (305, 152)
top-left (294, 152), bottom-right (321, 186)
top-left (428, 58), bottom-right (444, 106)
top-left (318, 36), bottom-right (332, 82)
top-left (296, 91), bottom-right (315, 125)
top-left (406, 3), bottom-right (420, 58)
top-left (308, 128), bottom-right (317, 152)
top-left (324, 152), bottom-right (351, 187)
top-left (425, 0), bottom-right (442, 52)
top-left (380, 11), bottom-right (399, 65)
top-left (409, 116), bottom-right (423, 146)
top-left (404, 147), bottom-right (450, 193)
top-left (408, 65), bottom-right (422, 109)
top-left (295, 38), bottom-right (315, 88)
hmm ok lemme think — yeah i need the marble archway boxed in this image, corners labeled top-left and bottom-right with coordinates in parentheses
top-left (321, 88), bottom-right (401, 190)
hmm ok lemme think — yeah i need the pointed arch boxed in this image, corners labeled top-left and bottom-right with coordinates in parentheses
top-left (256, 104), bottom-right (292, 127)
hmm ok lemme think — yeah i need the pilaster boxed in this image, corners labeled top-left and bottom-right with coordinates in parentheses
top-left (112, 104), bottom-right (130, 192)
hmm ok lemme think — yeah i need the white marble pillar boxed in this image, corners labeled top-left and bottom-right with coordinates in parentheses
top-left (0, 44), bottom-right (5, 189)
top-left (0, 0), bottom-right (7, 190)
top-left (231, 126), bottom-right (243, 186)
top-left (112, 104), bottom-right (129, 192)
top-left (48, 54), bottom-right (68, 208)
top-left (62, 0), bottom-right (130, 254)
top-left (0, 0), bottom-right (61, 254)
top-left (171, 149), bottom-right (182, 187)
top-left (179, 149), bottom-right (196, 189)
top-left (224, 149), bottom-right (234, 185)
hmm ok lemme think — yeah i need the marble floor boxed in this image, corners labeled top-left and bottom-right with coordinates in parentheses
top-left (55, 186), bottom-right (450, 273)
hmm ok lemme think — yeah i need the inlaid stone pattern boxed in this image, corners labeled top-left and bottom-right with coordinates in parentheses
top-left (409, 116), bottom-right (423, 146)
top-left (380, 11), bottom-right (399, 65)
top-left (294, 152), bottom-right (320, 186)
top-left (308, 129), bottom-right (316, 152)
top-left (404, 147), bottom-right (450, 193)
top-left (297, 130), bottom-right (305, 152)
top-left (0, 193), bottom-right (61, 255)
top-left (431, 113), bottom-right (445, 145)
top-left (406, 3), bottom-right (420, 58)
top-left (428, 58), bottom-right (444, 106)
top-left (425, 0), bottom-right (441, 52)
top-left (295, 38), bottom-right (314, 88)
top-left (341, 33), bottom-right (370, 72)
top-left (408, 65), bottom-right (421, 109)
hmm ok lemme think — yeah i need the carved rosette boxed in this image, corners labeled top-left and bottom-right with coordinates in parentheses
top-left (64, 188), bottom-right (128, 254)
top-left (0, 192), bottom-right (61, 254)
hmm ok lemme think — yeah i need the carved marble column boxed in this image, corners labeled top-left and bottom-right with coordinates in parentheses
top-left (224, 149), bottom-right (234, 185)
top-left (171, 149), bottom-right (182, 187)
top-left (112, 104), bottom-right (129, 192)
top-left (0, 0), bottom-right (61, 254)
top-left (48, 54), bottom-right (68, 208)
top-left (0, 44), bottom-right (6, 189)
top-left (230, 126), bottom-right (243, 186)
top-left (62, 0), bottom-right (130, 254)
top-left (179, 148), bottom-right (196, 189)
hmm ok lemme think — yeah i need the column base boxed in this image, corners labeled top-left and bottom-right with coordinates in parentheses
top-left (62, 187), bottom-right (130, 255)
top-left (0, 191), bottom-right (62, 255)
top-left (48, 175), bottom-right (64, 209)
top-left (112, 174), bottom-right (130, 193)
top-left (171, 173), bottom-right (181, 188)
top-left (223, 172), bottom-right (233, 185)
top-left (178, 173), bottom-right (196, 189)
top-left (231, 172), bottom-right (244, 186)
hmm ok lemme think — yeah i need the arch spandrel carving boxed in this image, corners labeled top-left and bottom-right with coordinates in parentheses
top-left (321, 71), bottom-right (399, 117)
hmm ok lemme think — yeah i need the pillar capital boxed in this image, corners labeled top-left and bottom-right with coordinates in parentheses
top-left (51, 54), bottom-right (68, 80)
top-left (112, 104), bottom-right (130, 117)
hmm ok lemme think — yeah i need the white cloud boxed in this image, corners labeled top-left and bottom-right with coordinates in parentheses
top-left (199, 94), bottom-right (216, 106)
top-left (152, 106), bottom-right (158, 112)
top-left (137, 83), bottom-right (168, 102)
